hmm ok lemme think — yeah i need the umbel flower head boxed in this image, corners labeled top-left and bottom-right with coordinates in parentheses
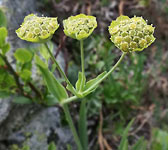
top-left (109, 15), bottom-right (155, 52)
top-left (16, 14), bottom-right (59, 43)
top-left (63, 14), bottom-right (97, 40)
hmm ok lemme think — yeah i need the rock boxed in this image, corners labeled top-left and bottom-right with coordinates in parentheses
top-left (7, 107), bottom-right (76, 150)
top-left (0, 0), bottom-right (73, 149)
top-left (0, 98), bottom-right (11, 125)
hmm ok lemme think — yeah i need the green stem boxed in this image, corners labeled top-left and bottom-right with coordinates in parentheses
top-left (79, 99), bottom-right (88, 150)
top-left (63, 104), bottom-right (83, 150)
top-left (80, 40), bottom-right (85, 76)
top-left (60, 96), bottom-right (78, 105)
top-left (83, 52), bottom-right (127, 95)
top-left (79, 40), bottom-right (88, 149)
top-left (79, 40), bottom-right (85, 91)
top-left (61, 52), bottom-right (127, 105)
top-left (44, 43), bottom-right (77, 94)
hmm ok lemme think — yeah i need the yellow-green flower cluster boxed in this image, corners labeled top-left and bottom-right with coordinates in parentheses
top-left (63, 14), bottom-right (97, 40)
top-left (109, 15), bottom-right (155, 52)
top-left (16, 14), bottom-right (59, 43)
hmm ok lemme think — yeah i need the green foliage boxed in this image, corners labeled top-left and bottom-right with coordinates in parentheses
top-left (14, 48), bottom-right (33, 63)
top-left (45, 94), bottom-right (59, 106)
top-left (119, 119), bottom-right (134, 150)
top-left (13, 96), bottom-right (32, 104)
top-left (132, 137), bottom-right (147, 150)
top-left (151, 128), bottom-right (168, 150)
top-left (119, 119), bottom-right (147, 150)
top-left (48, 142), bottom-right (57, 150)
top-left (0, 27), bottom-right (10, 55)
top-left (11, 144), bottom-right (30, 150)
top-left (35, 55), bottom-right (68, 102)
top-left (14, 48), bottom-right (33, 82)
top-left (0, 9), bottom-right (7, 27)
top-left (103, 53), bottom-right (147, 104)
top-left (0, 68), bottom-right (16, 93)
top-left (83, 71), bottom-right (107, 95)
top-left (75, 72), bottom-right (86, 92)
top-left (39, 41), bottom-right (53, 63)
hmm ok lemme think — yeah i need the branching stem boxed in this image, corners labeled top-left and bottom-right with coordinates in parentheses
top-left (44, 43), bottom-right (77, 94)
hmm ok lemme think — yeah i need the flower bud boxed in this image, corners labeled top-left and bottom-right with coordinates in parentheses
top-left (63, 14), bottom-right (97, 40)
top-left (108, 15), bottom-right (155, 52)
top-left (16, 14), bottom-right (59, 43)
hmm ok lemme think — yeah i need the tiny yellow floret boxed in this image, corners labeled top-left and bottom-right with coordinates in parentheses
top-left (16, 14), bottom-right (59, 43)
top-left (63, 14), bottom-right (97, 40)
top-left (108, 15), bottom-right (155, 52)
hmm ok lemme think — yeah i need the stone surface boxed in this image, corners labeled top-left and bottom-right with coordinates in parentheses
top-left (0, 0), bottom-right (73, 149)
top-left (0, 98), bottom-right (11, 124)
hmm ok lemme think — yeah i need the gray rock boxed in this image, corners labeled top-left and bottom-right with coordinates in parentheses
top-left (0, 98), bottom-right (11, 125)
top-left (0, 0), bottom-right (73, 149)
top-left (7, 107), bottom-right (75, 150)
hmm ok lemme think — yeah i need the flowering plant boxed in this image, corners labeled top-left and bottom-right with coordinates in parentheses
top-left (0, 14), bottom-right (155, 150)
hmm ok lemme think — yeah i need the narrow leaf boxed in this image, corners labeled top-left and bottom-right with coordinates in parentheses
top-left (35, 54), bottom-right (47, 68)
top-left (13, 96), bottom-right (32, 104)
top-left (0, 27), bottom-right (7, 48)
top-left (48, 142), bottom-right (57, 150)
top-left (83, 71), bottom-right (107, 96)
top-left (75, 72), bottom-right (86, 92)
top-left (132, 137), bottom-right (147, 150)
top-left (119, 119), bottom-right (135, 150)
top-left (0, 10), bottom-right (7, 27)
top-left (45, 94), bottom-right (58, 106)
top-left (37, 65), bottom-right (68, 101)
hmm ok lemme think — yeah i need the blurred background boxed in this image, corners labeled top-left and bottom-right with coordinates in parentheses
top-left (0, 0), bottom-right (168, 150)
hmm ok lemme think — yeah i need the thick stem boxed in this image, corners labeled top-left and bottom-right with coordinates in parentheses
top-left (63, 104), bottom-right (83, 150)
top-left (44, 43), bottom-right (77, 95)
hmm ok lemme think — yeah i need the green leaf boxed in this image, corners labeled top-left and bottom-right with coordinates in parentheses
top-left (0, 27), bottom-right (7, 48)
top-left (22, 145), bottom-right (30, 150)
top-left (66, 145), bottom-right (72, 150)
top-left (0, 9), bottom-right (7, 27)
top-left (45, 94), bottom-right (58, 106)
top-left (78, 100), bottom-right (88, 150)
top-left (37, 65), bottom-right (68, 102)
top-left (19, 69), bottom-right (32, 81)
top-left (119, 119), bottom-right (135, 150)
top-left (1, 43), bottom-right (10, 55)
top-left (66, 84), bottom-right (76, 96)
top-left (0, 91), bottom-right (11, 98)
top-left (0, 57), bottom-right (5, 66)
top-left (83, 71), bottom-right (107, 95)
top-left (75, 72), bottom-right (86, 92)
top-left (13, 96), bottom-right (32, 104)
top-left (48, 142), bottom-right (57, 150)
top-left (39, 41), bottom-right (53, 61)
top-left (132, 137), bottom-right (147, 150)
top-left (35, 54), bottom-right (47, 68)
top-left (14, 48), bottom-right (33, 63)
